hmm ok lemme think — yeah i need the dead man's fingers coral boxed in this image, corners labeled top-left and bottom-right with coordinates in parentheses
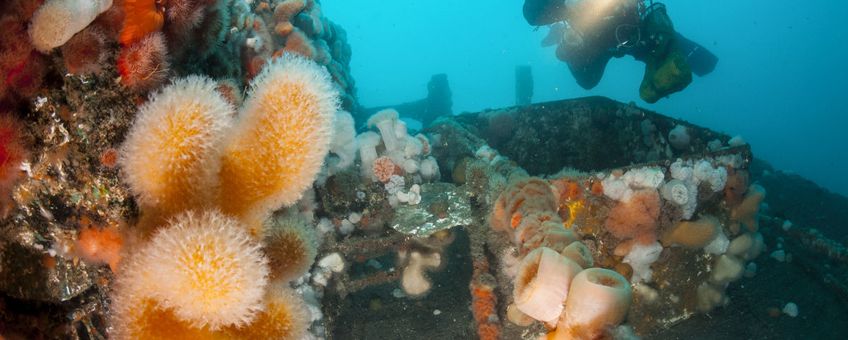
top-left (119, 75), bottom-right (234, 221)
top-left (133, 210), bottom-right (270, 329)
top-left (217, 54), bottom-right (339, 229)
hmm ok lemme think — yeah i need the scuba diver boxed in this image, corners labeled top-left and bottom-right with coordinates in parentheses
top-left (524, 0), bottom-right (718, 103)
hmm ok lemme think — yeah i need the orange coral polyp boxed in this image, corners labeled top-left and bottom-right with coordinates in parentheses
top-left (76, 225), bottom-right (124, 271)
top-left (120, 0), bottom-right (165, 46)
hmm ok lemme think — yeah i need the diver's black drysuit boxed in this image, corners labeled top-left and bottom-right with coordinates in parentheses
top-left (524, 0), bottom-right (718, 103)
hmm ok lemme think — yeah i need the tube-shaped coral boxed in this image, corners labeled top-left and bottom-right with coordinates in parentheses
top-left (141, 210), bottom-right (269, 329)
top-left (28, 0), bottom-right (114, 52)
top-left (514, 247), bottom-right (582, 323)
top-left (557, 268), bottom-right (632, 339)
top-left (120, 75), bottom-right (233, 221)
top-left (217, 54), bottom-right (338, 228)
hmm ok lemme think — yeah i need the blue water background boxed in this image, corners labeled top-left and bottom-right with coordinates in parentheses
top-left (323, 1), bottom-right (848, 196)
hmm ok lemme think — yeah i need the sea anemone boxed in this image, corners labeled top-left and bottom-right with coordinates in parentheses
top-left (61, 26), bottom-right (109, 75)
top-left (120, 0), bottom-right (165, 46)
top-left (162, 0), bottom-right (205, 34)
top-left (0, 14), bottom-right (47, 101)
top-left (560, 241), bottom-right (593, 268)
top-left (28, 0), bottom-right (114, 52)
top-left (0, 114), bottom-right (27, 194)
top-left (490, 178), bottom-right (558, 234)
top-left (661, 215), bottom-right (720, 249)
top-left (604, 188), bottom-right (661, 245)
top-left (140, 210), bottom-right (269, 329)
top-left (514, 213), bottom-right (571, 254)
top-left (120, 75), bottom-right (234, 222)
top-left (372, 155), bottom-right (399, 183)
top-left (117, 32), bottom-right (171, 92)
top-left (217, 54), bottom-right (338, 227)
top-left (513, 247), bottom-right (582, 323)
top-left (420, 156), bottom-right (440, 181)
top-left (327, 111), bottom-right (357, 172)
top-left (75, 224), bottom-right (124, 271)
top-left (557, 268), bottom-right (632, 339)
top-left (710, 254), bottom-right (744, 285)
top-left (730, 184), bottom-right (766, 233)
top-left (263, 214), bottom-right (318, 283)
top-left (366, 109), bottom-right (402, 154)
top-left (356, 131), bottom-right (381, 180)
top-left (399, 250), bottom-right (442, 297)
top-left (281, 27), bottom-right (315, 59)
top-left (274, 0), bottom-right (306, 23)
top-left (168, 0), bottom-right (228, 59)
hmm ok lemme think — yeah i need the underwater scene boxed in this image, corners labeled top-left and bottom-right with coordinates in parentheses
top-left (0, 0), bottom-right (846, 339)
